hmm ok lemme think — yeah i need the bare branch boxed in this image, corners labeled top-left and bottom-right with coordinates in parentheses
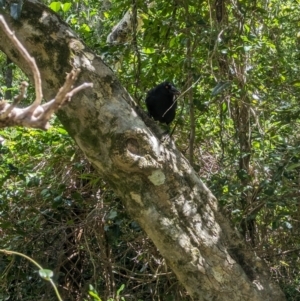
top-left (0, 15), bottom-right (93, 130)
top-left (40, 71), bottom-right (94, 124)
top-left (0, 15), bottom-right (42, 110)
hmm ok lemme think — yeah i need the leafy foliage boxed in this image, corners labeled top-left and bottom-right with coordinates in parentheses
top-left (1, 0), bottom-right (300, 300)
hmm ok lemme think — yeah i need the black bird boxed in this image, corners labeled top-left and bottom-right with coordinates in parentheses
top-left (145, 82), bottom-right (180, 125)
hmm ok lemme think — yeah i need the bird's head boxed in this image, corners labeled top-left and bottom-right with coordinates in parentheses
top-left (163, 82), bottom-right (180, 95)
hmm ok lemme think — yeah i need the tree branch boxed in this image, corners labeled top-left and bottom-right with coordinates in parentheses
top-left (0, 15), bottom-right (93, 130)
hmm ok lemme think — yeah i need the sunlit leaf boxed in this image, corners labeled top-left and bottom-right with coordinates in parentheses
top-left (143, 48), bottom-right (155, 54)
top-left (49, 1), bottom-right (61, 12)
top-left (80, 24), bottom-right (91, 33)
top-left (292, 81), bottom-right (300, 87)
top-left (243, 45), bottom-right (252, 52)
top-left (88, 285), bottom-right (102, 301)
top-left (62, 2), bottom-right (72, 12)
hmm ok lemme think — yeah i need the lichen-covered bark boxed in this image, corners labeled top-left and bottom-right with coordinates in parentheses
top-left (0, 2), bottom-right (286, 300)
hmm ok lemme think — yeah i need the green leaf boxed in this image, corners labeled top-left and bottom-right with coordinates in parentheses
top-left (80, 24), bottom-right (91, 33)
top-left (39, 269), bottom-right (54, 280)
top-left (286, 163), bottom-right (300, 171)
top-left (143, 48), bottom-right (155, 54)
top-left (88, 285), bottom-right (102, 301)
top-left (116, 284), bottom-right (125, 296)
top-left (107, 210), bottom-right (117, 220)
top-left (49, 1), bottom-right (61, 12)
top-left (252, 141), bottom-right (260, 149)
top-left (292, 81), bottom-right (300, 87)
top-left (88, 291), bottom-right (102, 301)
top-left (243, 24), bottom-right (250, 33)
top-left (169, 37), bottom-right (177, 48)
top-left (62, 2), bottom-right (72, 12)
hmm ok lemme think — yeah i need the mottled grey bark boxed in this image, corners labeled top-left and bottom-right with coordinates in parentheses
top-left (0, 1), bottom-right (286, 300)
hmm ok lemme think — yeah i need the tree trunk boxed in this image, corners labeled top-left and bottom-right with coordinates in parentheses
top-left (0, 1), bottom-right (286, 300)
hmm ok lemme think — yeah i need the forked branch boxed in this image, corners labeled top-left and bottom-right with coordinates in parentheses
top-left (0, 15), bottom-right (93, 130)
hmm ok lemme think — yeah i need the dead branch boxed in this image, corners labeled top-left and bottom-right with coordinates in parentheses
top-left (0, 15), bottom-right (93, 130)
